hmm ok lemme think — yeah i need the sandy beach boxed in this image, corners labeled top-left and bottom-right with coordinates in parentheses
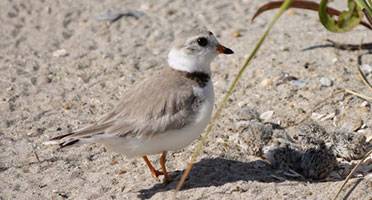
top-left (1, 0), bottom-right (372, 199)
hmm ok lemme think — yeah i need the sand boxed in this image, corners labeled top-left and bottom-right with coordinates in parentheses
top-left (1, 0), bottom-right (372, 199)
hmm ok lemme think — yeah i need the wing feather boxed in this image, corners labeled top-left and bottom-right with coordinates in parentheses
top-left (56, 68), bottom-right (203, 140)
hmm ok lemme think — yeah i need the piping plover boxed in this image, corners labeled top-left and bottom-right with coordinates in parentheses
top-left (51, 27), bottom-right (234, 183)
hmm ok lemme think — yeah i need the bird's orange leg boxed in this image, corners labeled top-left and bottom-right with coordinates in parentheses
top-left (160, 151), bottom-right (170, 183)
top-left (142, 156), bottom-right (163, 182)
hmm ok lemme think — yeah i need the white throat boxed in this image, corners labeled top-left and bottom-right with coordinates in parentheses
top-left (168, 49), bottom-right (212, 74)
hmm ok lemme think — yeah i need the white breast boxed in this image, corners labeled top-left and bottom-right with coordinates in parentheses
top-left (99, 81), bottom-right (214, 158)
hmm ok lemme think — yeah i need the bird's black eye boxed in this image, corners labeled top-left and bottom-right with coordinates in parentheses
top-left (197, 37), bottom-right (208, 47)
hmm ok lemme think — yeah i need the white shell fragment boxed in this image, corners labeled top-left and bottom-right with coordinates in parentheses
top-left (361, 101), bottom-right (369, 107)
top-left (260, 110), bottom-right (274, 121)
top-left (311, 112), bottom-right (325, 120)
top-left (320, 112), bottom-right (336, 121)
top-left (360, 64), bottom-right (372, 73)
top-left (42, 140), bottom-right (58, 146)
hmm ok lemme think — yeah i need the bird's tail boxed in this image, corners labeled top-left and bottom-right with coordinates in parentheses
top-left (49, 122), bottom-right (112, 148)
top-left (49, 132), bottom-right (80, 148)
top-left (49, 132), bottom-right (74, 140)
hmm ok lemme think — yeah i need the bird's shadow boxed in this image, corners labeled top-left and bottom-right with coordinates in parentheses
top-left (137, 157), bottom-right (320, 199)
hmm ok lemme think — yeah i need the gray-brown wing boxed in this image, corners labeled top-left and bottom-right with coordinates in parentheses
top-left (97, 68), bottom-right (203, 138)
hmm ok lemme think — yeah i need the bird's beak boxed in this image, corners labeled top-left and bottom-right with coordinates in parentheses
top-left (216, 44), bottom-right (234, 54)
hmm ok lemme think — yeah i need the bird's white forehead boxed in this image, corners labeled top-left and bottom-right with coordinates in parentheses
top-left (172, 27), bottom-right (215, 48)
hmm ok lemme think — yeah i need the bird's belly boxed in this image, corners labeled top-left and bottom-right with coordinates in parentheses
top-left (101, 82), bottom-right (214, 158)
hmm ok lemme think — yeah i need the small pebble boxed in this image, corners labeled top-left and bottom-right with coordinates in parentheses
top-left (211, 65), bottom-right (218, 72)
top-left (301, 86), bottom-right (309, 91)
top-left (63, 104), bottom-right (71, 110)
top-left (365, 158), bottom-right (372, 165)
top-left (286, 9), bottom-right (296, 15)
top-left (90, 98), bottom-right (100, 105)
top-left (119, 169), bottom-right (127, 174)
top-left (216, 138), bottom-right (225, 144)
top-left (320, 76), bottom-right (333, 87)
top-left (291, 80), bottom-right (307, 88)
top-left (166, 9), bottom-right (175, 15)
top-left (111, 160), bottom-right (119, 165)
top-left (140, 3), bottom-right (151, 11)
top-left (52, 49), bottom-right (68, 57)
top-left (232, 30), bottom-right (241, 38)
top-left (256, 70), bottom-right (263, 77)
top-left (261, 79), bottom-right (273, 87)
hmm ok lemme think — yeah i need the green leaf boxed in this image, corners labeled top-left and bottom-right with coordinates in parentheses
top-left (319, 0), bottom-right (363, 33)
top-left (355, 0), bottom-right (372, 16)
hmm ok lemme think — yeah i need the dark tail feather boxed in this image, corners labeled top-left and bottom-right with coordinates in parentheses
top-left (49, 132), bottom-right (75, 140)
top-left (49, 132), bottom-right (79, 148)
top-left (60, 139), bottom-right (80, 148)
top-left (49, 123), bottom-right (110, 148)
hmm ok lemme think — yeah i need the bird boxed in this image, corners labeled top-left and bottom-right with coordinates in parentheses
top-left (300, 143), bottom-right (337, 180)
top-left (50, 27), bottom-right (234, 183)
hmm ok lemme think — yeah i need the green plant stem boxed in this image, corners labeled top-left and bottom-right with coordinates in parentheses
top-left (355, 0), bottom-right (372, 16)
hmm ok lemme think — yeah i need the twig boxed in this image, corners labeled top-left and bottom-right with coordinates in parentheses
top-left (344, 88), bottom-right (372, 101)
top-left (362, 8), bottom-right (372, 27)
top-left (326, 39), bottom-right (372, 50)
top-left (332, 149), bottom-right (372, 200)
top-left (356, 54), bottom-right (372, 92)
top-left (31, 143), bottom-right (41, 163)
top-left (96, 10), bottom-right (145, 24)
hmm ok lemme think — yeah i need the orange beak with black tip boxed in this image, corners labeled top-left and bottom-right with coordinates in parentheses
top-left (217, 45), bottom-right (234, 54)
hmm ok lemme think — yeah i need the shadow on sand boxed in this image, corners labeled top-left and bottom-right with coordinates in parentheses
top-left (138, 157), bottom-right (304, 199)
